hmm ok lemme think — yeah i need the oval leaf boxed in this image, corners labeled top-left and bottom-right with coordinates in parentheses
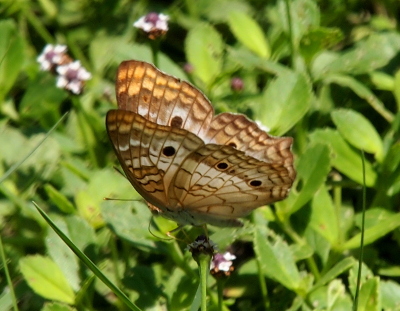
top-left (309, 129), bottom-right (377, 186)
top-left (253, 228), bottom-right (300, 290)
top-left (258, 70), bottom-right (312, 135)
top-left (331, 108), bottom-right (383, 161)
top-left (185, 23), bottom-right (224, 86)
top-left (228, 11), bottom-right (270, 58)
top-left (19, 255), bottom-right (75, 304)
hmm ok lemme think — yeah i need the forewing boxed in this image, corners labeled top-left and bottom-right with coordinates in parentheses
top-left (106, 109), bottom-right (205, 209)
top-left (116, 60), bottom-right (214, 137)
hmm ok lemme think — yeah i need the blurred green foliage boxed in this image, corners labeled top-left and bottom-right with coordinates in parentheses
top-left (1, 0), bottom-right (400, 310)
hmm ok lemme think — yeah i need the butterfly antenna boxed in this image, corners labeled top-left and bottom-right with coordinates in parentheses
top-left (113, 166), bottom-right (126, 178)
top-left (147, 219), bottom-right (174, 241)
top-left (103, 197), bottom-right (143, 202)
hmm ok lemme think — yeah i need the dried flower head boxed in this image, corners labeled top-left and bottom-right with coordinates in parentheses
top-left (210, 252), bottom-right (236, 277)
top-left (56, 61), bottom-right (92, 94)
top-left (134, 12), bottom-right (169, 39)
top-left (37, 44), bottom-right (70, 71)
top-left (187, 235), bottom-right (217, 258)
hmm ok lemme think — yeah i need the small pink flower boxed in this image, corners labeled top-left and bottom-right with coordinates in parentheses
top-left (56, 61), bottom-right (92, 94)
top-left (183, 63), bottom-right (194, 74)
top-left (210, 252), bottom-right (236, 275)
top-left (37, 44), bottom-right (68, 71)
top-left (134, 12), bottom-right (169, 39)
top-left (231, 77), bottom-right (244, 92)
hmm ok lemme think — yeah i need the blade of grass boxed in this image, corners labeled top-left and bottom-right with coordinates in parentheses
top-left (32, 202), bottom-right (142, 311)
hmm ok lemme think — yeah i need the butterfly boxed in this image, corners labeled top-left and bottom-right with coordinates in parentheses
top-left (106, 60), bottom-right (296, 227)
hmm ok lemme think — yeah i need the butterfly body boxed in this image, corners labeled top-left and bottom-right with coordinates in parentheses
top-left (106, 61), bottom-right (296, 227)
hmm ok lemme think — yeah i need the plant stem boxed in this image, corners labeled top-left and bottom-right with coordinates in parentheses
top-left (0, 234), bottom-right (19, 311)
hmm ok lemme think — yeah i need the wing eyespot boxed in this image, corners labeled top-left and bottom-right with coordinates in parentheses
top-left (170, 116), bottom-right (183, 128)
top-left (249, 180), bottom-right (262, 187)
top-left (162, 146), bottom-right (176, 157)
top-left (216, 162), bottom-right (229, 170)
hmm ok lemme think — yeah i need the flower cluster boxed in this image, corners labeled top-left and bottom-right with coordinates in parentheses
top-left (37, 44), bottom-right (91, 94)
top-left (134, 12), bottom-right (169, 40)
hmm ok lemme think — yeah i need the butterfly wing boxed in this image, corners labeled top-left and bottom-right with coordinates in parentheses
top-left (206, 112), bottom-right (296, 181)
top-left (106, 109), bottom-right (205, 210)
top-left (116, 60), bottom-right (214, 137)
top-left (168, 144), bottom-right (294, 227)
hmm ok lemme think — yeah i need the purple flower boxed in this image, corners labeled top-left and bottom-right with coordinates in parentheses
top-left (230, 77), bottom-right (244, 92)
top-left (37, 44), bottom-right (68, 71)
top-left (210, 252), bottom-right (236, 275)
top-left (134, 12), bottom-right (169, 39)
top-left (56, 61), bottom-right (92, 94)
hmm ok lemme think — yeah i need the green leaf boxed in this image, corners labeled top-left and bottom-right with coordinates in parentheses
top-left (276, 144), bottom-right (330, 216)
top-left (315, 257), bottom-right (355, 287)
top-left (274, 0), bottom-right (320, 46)
top-left (331, 108), bottom-right (383, 161)
top-left (394, 70), bottom-right (400, 111)
top-left (325, 74), bottom-right (394, 123)
top-left (358, 277), bottom-right (381, 311)
top-left (46, 218), bottom-right (81, 292)
top-left (44, 184), bottom-right (75, 214)
top-left (258, 70), bottom-right (312, 135)
top-left (42, 302), bottom-right (77, 311)
top-left (0, 19), bottom-right (25, 102)
top-left (315, 32), bottom-right (400, 76)
top-left (342, 213), bottom-right (400, 249)
top-left (76, 169), bottom-right (140, 228)
top-left (185, 23), bottom-right (224, 86)
top-left (354, 208), bottom-right (395, 229)
top-left (300, 27), bottom-right (344, 63)
top-left (369, 71), bottom-right (394, 91)
top-left (101, 202), bottom-right (160, 252)
top-left (228, 11), bottom-right (270, 58)
top-left (19, 255), bottom-right (75, 304)
top-left (19, 73), bottom-right (67, 128)
top-left (309, 185), bottom-right (339, 245)
top-left (381, 280), bottom-right (400, 310)
top-left (309, 129), bottom-right (377, 186)
top-left (253, 228), bottom-right (300, 290)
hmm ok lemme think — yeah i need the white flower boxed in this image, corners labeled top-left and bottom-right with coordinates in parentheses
top-left (37, 44), bottom-right (68, 71)
top-left (210, 252), bottom-right (236, 272)
top-left (56, 61), bottom-right (92, 94)
top-left (134, 12), bottom-right (169, 39)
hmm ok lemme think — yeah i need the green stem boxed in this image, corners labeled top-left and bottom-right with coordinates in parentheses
top-left (197, 252), bottom-right (211, 311)
top-left (150, 40), bottom-right (160, 67)
top-left (333, 172), bottom-right (343, 245)
top-left (284, 0), bottom-right (295, 68)
top-left (256, 257), bottom-right (269, 309)
top-left (0, 234), bottom-right (19, 311)
top-left (353, 151), bottom-right (367, 311)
